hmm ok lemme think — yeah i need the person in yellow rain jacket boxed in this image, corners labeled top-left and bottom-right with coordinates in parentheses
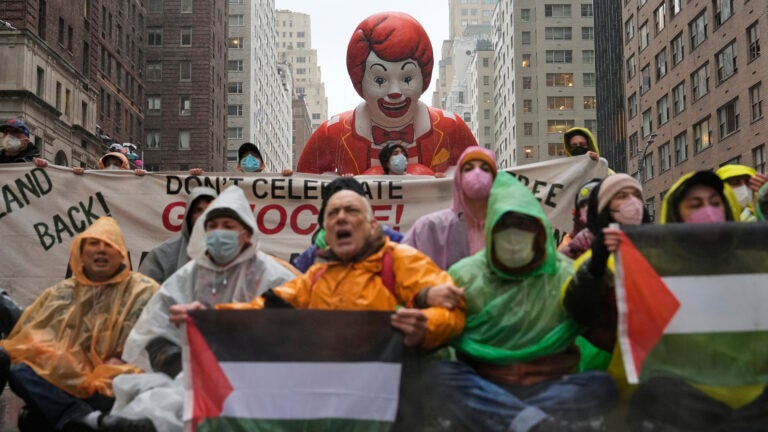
top-left (0, 217), bottom-right (158, 432)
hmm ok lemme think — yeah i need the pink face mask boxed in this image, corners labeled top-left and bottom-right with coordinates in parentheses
top-left (611, 196), bottom-right (644, 226)
top-left (684, 205), bottom-right (726, 224)
top-left (462, 168), bottom-right (494, 200)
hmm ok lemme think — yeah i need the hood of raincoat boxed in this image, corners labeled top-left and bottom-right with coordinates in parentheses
top-left (450, 146), bottom-right (497, 221)
top-left (716, 164), bottom-right (757, 182)
top-left (660, 171), bottom-right (741, 224)
top-left (98, 152), bottom-right (130, 170)
top-left (485, 172), bottom-right (558, 278)
top-left (562, 127), bottom-right (599, 157)
top-left (187, 186), bottom-right (257, 259)
top-left (69, 216), bottom-right (131, 286)
top-left (182, 186), bottom-right (218, 238)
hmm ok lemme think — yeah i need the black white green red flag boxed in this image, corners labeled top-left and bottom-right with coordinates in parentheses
top-left (182, 309), bottom-right (403, 432)
top-left (614, 223), bottom-right (768, 385)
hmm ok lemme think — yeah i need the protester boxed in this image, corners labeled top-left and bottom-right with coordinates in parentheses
top-left (0, 119), bottom-right (46, 167)
top-left (716, 164), bottom-right (768, 222)
top-left (758, 182), bottom-right (768, 221)
top-left (112, 186), bottom-right (296, 432)
top-left (138, 187), bottom-right (218, 284)
top-left (562, 127), bottom-right (599, 161)
top-left (362, 142), bottom-right (438, 175)
top-left (430, 172), bottom-right (617, 432)
top-left (402, 146), bottom-right (497, 270)
top-left (557, 178), bottom-right (601, 258)
top-left (0, 217), bottom-right (158, 432)
top-left (237, 142), bottom-right (292, 176)
top-left (659, 170), bottom-right (740, 224)
top-left (290, 177), bottom-right (403, 273)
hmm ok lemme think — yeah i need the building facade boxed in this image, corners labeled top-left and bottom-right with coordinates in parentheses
top-left (143, 0), bottom-right (228, 172)
top-left (622, 0), bottom-right (767, 219)
top-left (291, 94), bottom-right (312, 169)
top-left (494, 0), bottom-right (598, 169)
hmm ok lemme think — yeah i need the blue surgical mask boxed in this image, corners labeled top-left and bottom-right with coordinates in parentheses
top-left (389, 154), bottom-right (407, 174)
top-left (205, 229), bottom-right (242, 264)
top-left (241, 155), bottom-right (261, 172)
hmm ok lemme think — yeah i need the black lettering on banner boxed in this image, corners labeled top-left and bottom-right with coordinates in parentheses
top-left (33, 192), bottom-right (112, 251)
top-left (271, 178), bottom-right (286, 199)
top-left (389, 181), bottom-right (403, 199)
top-left (544, 183), bottom-right (564, 208)
top-left (252, 178), bottom-right (268, 199)
top-left (0, 168), bottom-right (53, 220)
top-left (531, 180), bottom-right (548, 202)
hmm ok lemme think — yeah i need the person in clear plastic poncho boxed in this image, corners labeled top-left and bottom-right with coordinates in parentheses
top-left (0, 217), bottom-right (158, 432)
top-left (110, 186), bottom-right (295, 432)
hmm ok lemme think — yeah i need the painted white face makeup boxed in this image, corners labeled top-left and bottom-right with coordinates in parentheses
top-left (362, 51), bottom-right (424, 129)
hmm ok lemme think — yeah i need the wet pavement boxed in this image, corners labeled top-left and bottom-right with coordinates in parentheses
top-left (0, 389), bottom-right (22, 432)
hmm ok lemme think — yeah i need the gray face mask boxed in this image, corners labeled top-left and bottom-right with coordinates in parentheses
top-left (2, 135), bottom-right (23, 152)
top-left (389, 154), bottom-right (407, 174)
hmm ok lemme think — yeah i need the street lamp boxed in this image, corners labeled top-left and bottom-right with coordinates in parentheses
top-left (638, 131), bottom-right (657, 184)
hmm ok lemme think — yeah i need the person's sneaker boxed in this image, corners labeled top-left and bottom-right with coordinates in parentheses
top-left (98, 415), bottom-right (157, 432)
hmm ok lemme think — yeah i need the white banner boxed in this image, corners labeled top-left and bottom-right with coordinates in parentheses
top-left (0, 156), bottom-right (607, 305)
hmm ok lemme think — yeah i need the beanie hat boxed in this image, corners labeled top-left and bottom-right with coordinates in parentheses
top-left (204, 207), bottom-right (254, 234)
top-left (597, 174), bottom-right (643, 213)
top-left (458, 146), bottom-right (498, 176)
top-left (575, 179), bottom-right (601, 209)
top-left (317, 177), bottom-right (366, 228)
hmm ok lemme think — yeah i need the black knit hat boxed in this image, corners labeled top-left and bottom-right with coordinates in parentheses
top-left (238, 142), bottom-right (262, 162)
top-left (378, 143), bottom-right (407, 174)
top-left (317, 177), bottom-right (366, 228)
top-left (204, 207), bottom-right (253, 234)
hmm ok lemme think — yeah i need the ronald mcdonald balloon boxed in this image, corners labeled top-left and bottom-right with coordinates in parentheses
top-left (296, 12), bottom-right (478, 176)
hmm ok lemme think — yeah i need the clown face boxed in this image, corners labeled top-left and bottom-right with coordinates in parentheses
top-left (362, 52), bottom-right (424, 128)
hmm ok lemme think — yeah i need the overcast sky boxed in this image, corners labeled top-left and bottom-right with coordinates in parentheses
top-left (274, 0), bottom-right (450, 117)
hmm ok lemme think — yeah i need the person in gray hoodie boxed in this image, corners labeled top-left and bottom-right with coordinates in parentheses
top-left (138, 187), bottom-right (218, 284)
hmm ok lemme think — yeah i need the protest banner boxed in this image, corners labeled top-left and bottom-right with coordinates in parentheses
top-left (0, 156), bottom-right (607, 305)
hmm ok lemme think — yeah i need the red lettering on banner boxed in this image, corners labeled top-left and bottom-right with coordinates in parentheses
top-left (257, 204), bottom-right (288, 235)
top-left (372, 204), bottom-right (406, 232)
top-left (162, 201), bottom-right (186, 232)
top-left (290, 204), bottom-right (318, 236)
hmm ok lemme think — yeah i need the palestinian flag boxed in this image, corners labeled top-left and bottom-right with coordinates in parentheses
top-left (614, 223), bottom-right (768, 385)
top-left (183, 310), bottom-right (403, 432)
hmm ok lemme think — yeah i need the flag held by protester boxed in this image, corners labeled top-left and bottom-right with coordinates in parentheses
top-left (614, 223), bottom-right (768, 385)
top-left (183, 309), bottom-right (403, 432)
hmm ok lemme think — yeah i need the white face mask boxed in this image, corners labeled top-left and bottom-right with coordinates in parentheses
top-left (2, 135), bottom-right (23, 152)
top-left (105, 165), bottom-right (122, 171)
top-left (732, 185), bottom-right (752, 208)
top-left (492, 227), bottom-right (537, 269)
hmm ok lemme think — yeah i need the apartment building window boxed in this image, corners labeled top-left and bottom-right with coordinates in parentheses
top-left (227, 127), bottom-right (243, 139)
top-left (228, 60), bottom-right (244, 72)
top-left (641, 65), bottom-right (651, 94)
top-left (625, 16), bottom-right (635, 43)
top-left (36, 67), bottom-right (45, 97)
top-left (55, 81), bottom-right (62, 110)
top-left (655, 4), bottom-right (666, 33)
top-left (750, 83), bottom-right (763, 121)
top-left (639, 0), bottom-right (648, 7)
top-left (670, 0), bottom-right (682, 17)
top-left (689, 12), bottom-right (707, 50)
top-left (673, 81), bottom-right (686, 114)
top-left (546, 73), bottom-right (573, 87)
top-left (581, 4), bottom-right (593, 17)
top-left (296, 57), bottom-right (307, 63)
top-left (523, 100), bottom-right (533, 112)
top-left (148, 27), bottom-right (163, 46)
top-left (148, 0), bottom-right (162, 13)
top-left (146, 132), bottom-right (160, 149)
top-left (523, 146), bottom-right (534, 159)
top-left (147, 95), bottom-right (161, 114)
top-left (521, 54), bottom-right (531, 68)
top-left (627, 55), bottom-right (637, 80)
top-left (482, 57), bottom-right (490, 67)
top-left (657, 96), bottom-right (670, 125)
top-left (717, 98), bottom-right (739, 138)
top-left (645, 198), bottom-right (656, 221)
top-left (583, 50), bottom-right (594, 64)
top-left (228, 37), bottom-right (243, 49)
top-left (659, 142), bottom-right (671, 172)
top-left (583, 73), bottom-right (595, 87)
top-left (547, 119), bottom-right (575, 133)
top-left (753, 145), bottom-right (766, 173)
top-left (179, 95), bottom-right (191, 115)
top-left (483, 109), bottom-right (490, 120)
top-left (583, 96), bottom-right (597, 110)
top-left (692, 63), bottom-right (709, 100)
top-left (546, 50), bottom-right (572, 63)
top-left (179, 61), bottom-right (191, 81)
top-left (524, 123), bottom-right (533, 136)
top-left (179, 131), bottom-right (191, 150)
top-left (642, 109), bottom-right (652, 137)
top-left (228, 104), bottom-right (243, 116)
top-left (147, 61), bottom-right (163, 81)
top-left (180, 27), bottom-right (191, 46)
top-left (582, 27), bottom-right (594, 40)
top-left (674, 132), bottom-right (688, 164)
top-left (229, 15), bottom-right (244, 26)
top-left (716, 41), bottom-right (737, 83)
top-left (547, 96), bottom-right (574, 110)
top-left (545, 27), bottom-right (572, 40)
top-left (523, 77), bottom-right (532, 89)
top-left (228, 82), bottom-right (243, 94)
top-left (629, 132), bottom-right (639, 157)
top-left (643, 153), bottom-right (654, 180)
top-left (713, 0), bottom-right (733, 28)
top-left (639, 22), bottom-right (649, 51)
top-left (656, 48), bottom-right (668, 79)
top-left (548, 143), bottom-right (566, 156)
top-left (483, 75), bottom-right (490, 86)
top-left (585, 119), bottom-right (597, 132)
top-left (180, 0), bottom-right (192, 13)
top-left (628, 92), bottom-right (638, 118)
top-left (693, 117), bottom-right (712, 152)
top-left (747, 22), bottom-right (760, 62)
top-left (545, 4), bottom-right (571, 18)
top-left (671, 32), bottom-right (684, 65)
top-left (521, 32), bottom-right (531, 45)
